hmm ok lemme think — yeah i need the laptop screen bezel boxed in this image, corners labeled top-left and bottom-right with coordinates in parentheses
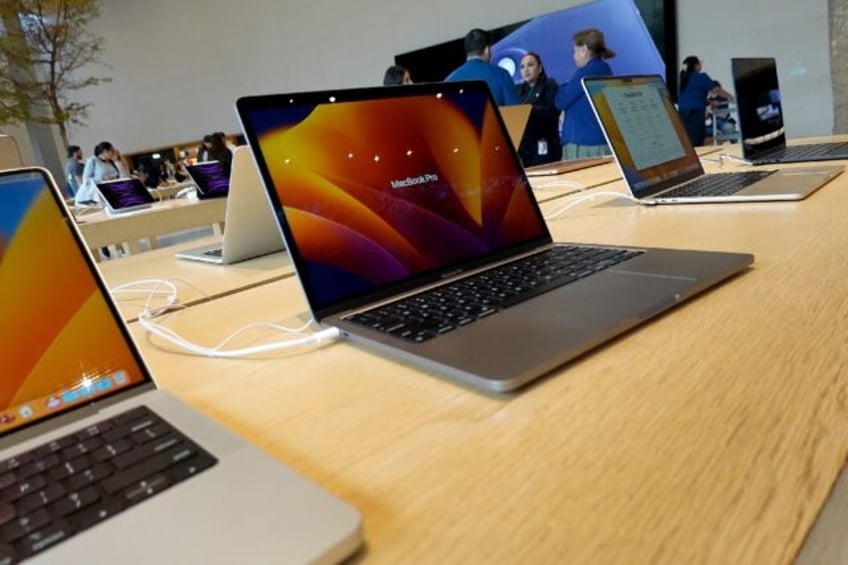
top-left (236, 81), bottom-right (553, 320)
top-left (0, 168), bottom-right (156, 440)
top-left (730, 57), bottom-right (787, 161)
top-left (582, 74), bottom-right (706, 199)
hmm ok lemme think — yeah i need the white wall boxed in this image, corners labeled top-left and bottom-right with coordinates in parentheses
top-left (677, 0), bottom-right (832, 138)
top-left (63, 0), bottom-right (832, 155)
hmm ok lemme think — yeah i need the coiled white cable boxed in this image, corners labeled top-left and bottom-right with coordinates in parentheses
top-left (111, 279), bottom-right (340, 358)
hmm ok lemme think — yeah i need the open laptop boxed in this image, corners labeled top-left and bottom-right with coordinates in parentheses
top-left (95, 177), bottom-right (155, 214)
top-left (0, 168), bottom-right (361, 561)
top-left (236, 81), bottom-right (754, 392)
top-left (175, 146), bottom-right (285, 264)
top-left (731, 57), bottom-right (848, 164)
top-left (582, 74), bottom-right (843, 204)
top-left (184, 160), bottom-right (230, 199)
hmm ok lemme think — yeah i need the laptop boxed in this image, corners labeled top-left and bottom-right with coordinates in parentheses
top-left (731, 57), bottom-right (848, 164)
top-left (175, 146), bottom-right (285, 264)
top-left (184, 160), bottom-right (230, 199)
top-left (0, 168), bottom-right (361, 561)
top-left (236, 81), bottom-right (754, 392)
top-left (582, 74), bottom-right (843, 204)
top-left (95, 177), bottom-right (155, 214)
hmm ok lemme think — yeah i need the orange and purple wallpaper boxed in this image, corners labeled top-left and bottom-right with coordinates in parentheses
top-left (0, 171), bottom-right (146, 434)
top-left (246, 90), bottom-right (547, 309)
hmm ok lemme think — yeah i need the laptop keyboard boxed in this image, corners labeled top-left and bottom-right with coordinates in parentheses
top-left (661, 170), bottom-right (776, 198)
top-left (770, 142), bottom-right (848, 161)
top-left (345, 245), bottom-right (642, 343)
top-left (202, 248), bottom-right (223, 258)
top-left (0, 406), bottom-right (216, 562)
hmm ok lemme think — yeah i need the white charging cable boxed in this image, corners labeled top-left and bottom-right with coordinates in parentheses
top-left (543, 190), bottom-right (649, 221)
top-left (111, 278), bottom-right (341, 358)
top-left (532, 180), bottom-right (588, 191)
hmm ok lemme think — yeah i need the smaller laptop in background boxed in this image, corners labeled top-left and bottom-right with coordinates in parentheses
top-left (184, 160), bottom-right (230, 199)
top-left (731, 57), bottom-right (848, 164)
top-left (96, 177), bottom-right (155, 214)
top-left (582, 74), bottom-right (843, 204)
top-left (175, 146), bottom-right (285, 264)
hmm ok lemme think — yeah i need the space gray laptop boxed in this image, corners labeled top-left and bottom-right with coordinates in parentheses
top-left (582, 74), bottom-right (842, 204)
top-left (175, 146), bottom-right (284, 264)
top-left (236, 81), bottom-right (753, 392)
top-left (731, 57), bottom-right (848, 164)
top-left (0, 168), bottom-right (361, 562)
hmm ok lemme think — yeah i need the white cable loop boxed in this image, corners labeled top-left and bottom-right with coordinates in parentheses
top-left (110, 278), bottom-right (340, 358)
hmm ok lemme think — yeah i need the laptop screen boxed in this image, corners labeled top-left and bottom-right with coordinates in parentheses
top-left (185, 160), bottom-right (230, 199)
top-left (731, 58), bottom-right (786, 159)
top-left (237, 82), bottom-right (550, 316)
top-left (582, 74), bottom-right (703, 198)
top-left (96, 177), bottom-right (155, 210)
top-left (0, 169), bottom-right (149, 436)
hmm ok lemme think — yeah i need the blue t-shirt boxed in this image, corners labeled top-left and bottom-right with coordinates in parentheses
top-left (446, 59), bottom-right (520, 106)
top-left (678, 71), bottom-right (718, 112)
top-left (556, 57), bottom-right (613, 146)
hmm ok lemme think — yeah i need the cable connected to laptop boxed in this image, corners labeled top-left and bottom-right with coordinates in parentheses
top-left (111, 279), bottom-right (340, 358)
top-left (543, 190), bottom-right (650, 221)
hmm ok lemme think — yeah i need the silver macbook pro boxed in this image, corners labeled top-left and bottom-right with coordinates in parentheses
top-left (582, 74), bottom-right (842, 204)
top-left (175, 146), bottom-right (285, 264)
top-left (0, 168), bottom-right (361, 562)
top-left (236, 81), bottom-right (754, 392)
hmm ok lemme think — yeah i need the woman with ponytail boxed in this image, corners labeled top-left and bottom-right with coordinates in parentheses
top-left (677, 56), bottom-right (734, 146)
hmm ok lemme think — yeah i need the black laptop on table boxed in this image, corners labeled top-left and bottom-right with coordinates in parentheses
top-left (236, 80), bottom-right (754, 392)
top-left (731, 57), bottom-right (848, 164)
top-left (95, 178), bottom-right (155, 214)
top-left (0, 168), bottom-right (361, 562)
top-left (581, 74), bottom-right (842, 204)
top-left (184, 160), bottom-right (230, 199)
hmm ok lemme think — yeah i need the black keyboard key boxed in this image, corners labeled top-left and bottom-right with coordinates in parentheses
top-left (103, 444), bottom-right (197, 495)
top-left (0, 543), bottom-right (15, 564)
top-left (91, 439), bottom-right (133, 463)
top-left (3, 475), bottom-right (46, 504)
top-left (66, 463), bottom-right (113, 491)
top-left (111, 434), bottom-right (182, 470)
top-left (1, 508), bottom-right (49, 543)
top-left (15, 484), bottom-right (66, 516)
top-left (69, 496), bottom-right (125, 531)
top-left (0, 505), bottom-right (15, 528)
top-left (16, 519), bottom-right (75, 558)
top-left (53, 487), bottom-right (101, 518)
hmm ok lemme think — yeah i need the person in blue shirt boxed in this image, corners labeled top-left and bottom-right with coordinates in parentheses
top-left (677, 56), bottom-right (735, 146)
top-left (446, 28), bottom-right (519, 106)
top-left (556, 28), bottom-right (615, 160)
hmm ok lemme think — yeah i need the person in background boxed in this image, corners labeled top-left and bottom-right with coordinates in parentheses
top-left (556, 28), bottom-right (615, 160)
top-left (677, 56), bottom-right (734, 146)
top-left (516, 52), bottom-right (562, 166)
top-left (64, 145), bottom-right (84, 198)
top-left (446, 28), bottom-right (519, 106)
top-left (81, 141), bottom-right (126, 184)
top-left (207, 132), bottom-right (233, 169)
top-left (196, 135), bottom-right (212, 162)
top-left (214, 131), bottom-right (238, 152)
top-left (383, 65), bottom-right (412, 86)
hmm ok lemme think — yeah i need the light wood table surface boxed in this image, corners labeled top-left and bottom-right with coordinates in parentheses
top-left (123, 154), bottom-right (848, 563)
top-left (97, 235), bottom-right (293, 322)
